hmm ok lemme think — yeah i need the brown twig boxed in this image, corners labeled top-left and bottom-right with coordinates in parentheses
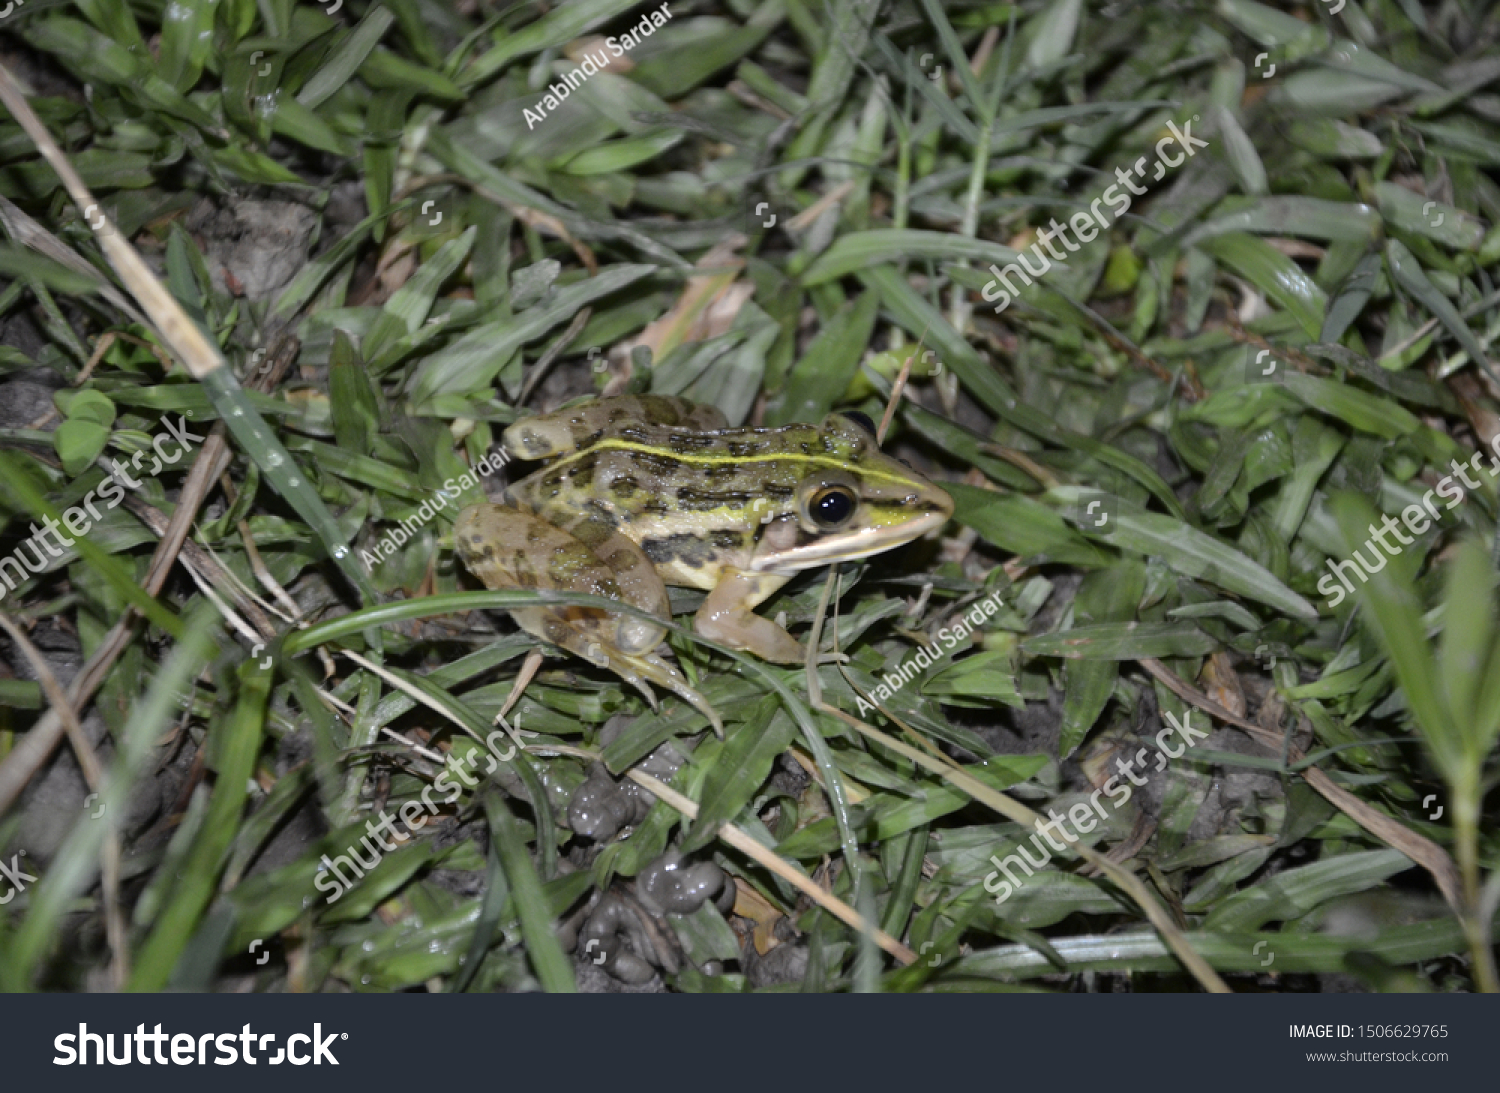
top-left (0, 611), bottom-right (128, 987)
top-left (1222, 318), bottom-right (1321, 375)
top-left (518, 306), bottom-right (592, 407)
top-left (877, 323), bottom-right (931, 445)
top-left (0, 337), bottom-right (298, 818)
top-left (121, 498), bottom-right (277, 640)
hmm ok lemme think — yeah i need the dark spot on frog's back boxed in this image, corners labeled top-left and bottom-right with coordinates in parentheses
top-left (632, 451), bottom-right (683, 476)
top-left (604, 548), bottom-right (639, 571)
top-left (676, 488), bottom-right (754, 511)
top-left (728, 440), bottom-right (763, 458)
top-left (585, 500), bottom-right (618, 527)
top-left (667, 432), bottom-right (719, 454)
top-left (609, 475), bottom-right (639, 499)
top-left (643, 533), bottom-right (713, 569)
top-left (565, 452), bottom-right (597, 491)
top-left (711, 529), bottom-right (743, 551)
top-left (763, 482), bottom-right (794, 500)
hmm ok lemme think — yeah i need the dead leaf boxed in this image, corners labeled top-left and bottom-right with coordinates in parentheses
top-left (567, 35), bottom-right (634, 74)
top-left (1201, 651), bottom-right (1247, 718)
top-left (732, 879), bottom-right (785, 955)
top-left (612, 235), bottom-right (752, 379)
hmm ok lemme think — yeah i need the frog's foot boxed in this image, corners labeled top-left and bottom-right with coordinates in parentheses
top-left (694, 568), bottom-right (802, 663)
top-left (455, 504), bottom-right (726, 733)
top-left (511, 606), bottom-right (724, 738)
top-left (607, 647), bottom-right (725, 740)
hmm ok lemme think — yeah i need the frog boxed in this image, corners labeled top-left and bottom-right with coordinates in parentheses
top-left (454, 395), bottom-right (952, 734)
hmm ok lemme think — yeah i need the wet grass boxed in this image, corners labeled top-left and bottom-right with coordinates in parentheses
top-left (0, 0), bottom-right (1497, 992)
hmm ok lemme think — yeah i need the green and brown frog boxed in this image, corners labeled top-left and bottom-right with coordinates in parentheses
top-left (455, 396), bottom-right (952, 733)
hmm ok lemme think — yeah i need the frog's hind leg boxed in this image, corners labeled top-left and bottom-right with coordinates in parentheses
top-left (454, 504), bottom-right (723, 736)
top-left (506, 610), bottom-right (725, 740)
top-left (577, 633), bottom-right (725, 739)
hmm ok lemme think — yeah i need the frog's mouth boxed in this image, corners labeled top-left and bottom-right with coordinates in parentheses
top-left (748, 509), bottom-right (950, 573)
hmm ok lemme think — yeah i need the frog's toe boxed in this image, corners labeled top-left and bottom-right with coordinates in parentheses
top-left (617, 651), bottom-right (724, 738)
top-left (695, 609), bottom-right (804, 663)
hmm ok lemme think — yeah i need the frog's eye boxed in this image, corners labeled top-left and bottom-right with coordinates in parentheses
top-left (809, 485), bottom-right (857, 529)
top-left (839, 411), bottom-right (877, 437)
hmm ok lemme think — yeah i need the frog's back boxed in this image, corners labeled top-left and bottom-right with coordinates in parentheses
top-left (503, 396), bottom-right (728, 460)
top-left (508, 416), bottom-right (819, 581)
top-left (503, 397), bottom-right (949, 591)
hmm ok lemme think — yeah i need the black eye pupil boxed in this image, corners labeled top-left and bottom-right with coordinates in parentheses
top-left (839, 411), bottom-right (877, 436)
top-left (813, 489), bottom-right (855, 527)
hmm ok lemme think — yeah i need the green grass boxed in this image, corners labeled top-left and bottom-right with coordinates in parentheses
top-left (0, 0), bottom-right (1497, 993)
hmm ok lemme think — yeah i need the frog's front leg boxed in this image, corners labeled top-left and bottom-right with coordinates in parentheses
top-left (693, 568), bottom-right (800, 663)
top-left (455, 504), bottom-right (724, 735)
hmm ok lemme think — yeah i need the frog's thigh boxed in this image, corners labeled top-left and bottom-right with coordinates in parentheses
top-left (693, 568), bottom-right (800, 663)
top-left (454, 504), bottom-right (666, 655)
top-left (565, 517), bottom-right (672, 655)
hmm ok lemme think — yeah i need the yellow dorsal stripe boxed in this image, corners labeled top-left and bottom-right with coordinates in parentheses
top-left (556, 438), bottom-right (916, 489)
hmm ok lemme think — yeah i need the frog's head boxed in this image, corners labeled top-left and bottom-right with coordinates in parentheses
top-left (750, 412), bottom-right (953, 573)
